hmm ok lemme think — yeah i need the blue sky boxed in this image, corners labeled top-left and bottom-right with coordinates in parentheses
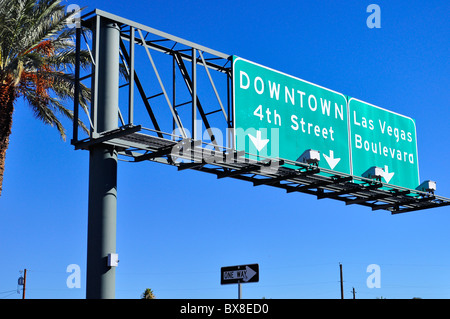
top-left (1, 0), bottom-right (449, 299)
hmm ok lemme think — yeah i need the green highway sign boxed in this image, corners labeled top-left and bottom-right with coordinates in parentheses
top-left (349, 98), bottom-right (420, 189)
top-left (232, 56), bottom-right (422, 190)
top-left (233, 56), bottom-right (351, 175)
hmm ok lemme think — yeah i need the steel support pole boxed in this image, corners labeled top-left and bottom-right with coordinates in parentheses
top-left (72, 26), bottom-right (80, 143)
top-left (238, 282), bottom-right (242, 299)
top-left (128, 27), bottom-right (135, 125)
top-left (192, 48), bottom-right (197, 140)
top-left (86, 17), bottom-right (120, 299)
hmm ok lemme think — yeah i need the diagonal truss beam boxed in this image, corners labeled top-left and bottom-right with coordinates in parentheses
top-left (119, 39), bottom-right (164, 138)
top-left (173, 51), bottom-right (220, 148)
top-left (137, 29), bottom-right (187, 138)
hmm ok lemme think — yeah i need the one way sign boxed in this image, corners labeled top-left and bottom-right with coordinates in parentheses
top-left (221, 264), bottom-right (259, 285)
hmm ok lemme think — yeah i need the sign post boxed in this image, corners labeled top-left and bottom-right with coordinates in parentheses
top-left (221, 263), bottom-right (259, 299)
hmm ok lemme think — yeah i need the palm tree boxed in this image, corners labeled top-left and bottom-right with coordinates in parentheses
top-left (141, 288), bottom-right (156, 299)
top-left (0, 0), bottom-right (90, 197)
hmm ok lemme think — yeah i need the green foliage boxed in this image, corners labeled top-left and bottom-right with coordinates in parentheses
top-left (141, 288), bottom-right (156, 299)
top-left (0, 0), bottom-right (91, 140)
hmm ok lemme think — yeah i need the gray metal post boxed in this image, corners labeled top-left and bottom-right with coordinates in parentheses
top-left (86, 17), bottom-right (120, 299)
top-left (238, 282), bottom-right (242, 299)
top-left (192, 48), bottom-right (197, 140)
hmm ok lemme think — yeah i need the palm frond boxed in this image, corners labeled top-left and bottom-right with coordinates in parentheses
top-left (22, 87), bottom-right (67, 139)
top-left (0, 0), bottom-right (91, 139)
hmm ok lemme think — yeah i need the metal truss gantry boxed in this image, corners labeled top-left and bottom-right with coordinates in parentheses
top-left (72, 8), bottom-right (450, 299)
top-left (73, 9), bottom-right (450, 215)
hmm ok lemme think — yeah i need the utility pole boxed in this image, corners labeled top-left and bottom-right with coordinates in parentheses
top-left (352, 287), bottom-right (356, 299)
top-left (22, 269), bottom-right (27, 299)
top-left (339, 263), bottom-right (344, 299)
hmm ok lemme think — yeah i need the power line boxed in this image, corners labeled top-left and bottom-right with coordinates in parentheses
top-left (1, 292), bottom-right (18, 299)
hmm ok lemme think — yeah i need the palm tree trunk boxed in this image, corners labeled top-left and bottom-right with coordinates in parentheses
top-left (0, 83), bottom-right (15, 197)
